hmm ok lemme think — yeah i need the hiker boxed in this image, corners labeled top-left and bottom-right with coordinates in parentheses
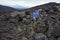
top-left (32, 9), bottom-right (41, 21)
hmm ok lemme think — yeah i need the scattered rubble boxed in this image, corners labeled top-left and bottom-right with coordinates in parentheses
top-left (0, 2), bottom-right (60, 40)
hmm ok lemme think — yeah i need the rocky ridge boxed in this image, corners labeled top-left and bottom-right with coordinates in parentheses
top-left (0, 2), bottom-right (60, 40)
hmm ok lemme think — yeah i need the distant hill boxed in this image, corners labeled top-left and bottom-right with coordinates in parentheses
top-left (0, 5), bottom-right (19, 13)
top-left (10, 5), bottom-right (28, 10)
top-left (0, 2), bottom-right (60, 14)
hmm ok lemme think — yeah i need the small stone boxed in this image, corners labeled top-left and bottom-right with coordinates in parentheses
top-left (22, 37), bottom-right (28, 40)
top-left (34, 33), bottom-right (48, 40)
top-left (10, 11), bottom-right (19, 17)
top-left (58, 37), bottom-right (60, 40)
top-left (18, 28), bottom-right (22, 32)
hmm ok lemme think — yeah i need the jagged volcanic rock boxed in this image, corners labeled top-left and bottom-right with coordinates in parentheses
top-left (0, 2), bottom-right (60, 40)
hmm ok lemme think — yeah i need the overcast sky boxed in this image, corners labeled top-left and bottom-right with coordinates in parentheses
top-left (0, 0), bottom-right (60, 8)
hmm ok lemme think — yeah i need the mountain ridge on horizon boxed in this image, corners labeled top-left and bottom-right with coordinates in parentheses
top-left (0, 5), bottom-right (19, 13)
top-left (0, 2), bottom-right (60, 13)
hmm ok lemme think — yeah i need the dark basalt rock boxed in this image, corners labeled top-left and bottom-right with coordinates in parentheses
top-left (0, 2), bottom-right (60, 40)
top-left (34, 33), bottom-right (48, 40)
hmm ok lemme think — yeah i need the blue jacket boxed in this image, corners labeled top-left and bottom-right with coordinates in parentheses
top-left (32, 9), bottom-right (41, 21)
